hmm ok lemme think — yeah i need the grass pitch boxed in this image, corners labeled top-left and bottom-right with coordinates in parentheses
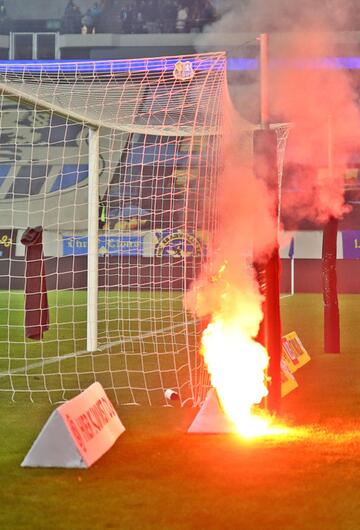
top-left (1, 294), bottom-right (360, 530)
top-left (0, 290), bottom-right (199, 405)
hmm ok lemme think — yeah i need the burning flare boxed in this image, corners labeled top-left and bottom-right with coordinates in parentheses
top-left (200, 276), bottom-right (287, 438)
top-left (202, 316), bottom-right (267, 437)
top-left (189, 259), bottom-right (290, 438)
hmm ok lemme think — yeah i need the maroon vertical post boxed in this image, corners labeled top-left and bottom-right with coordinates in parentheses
top-left (322, 117), bottom-right (340, 353)
top-left (322, 217), bottom-right (340, 353)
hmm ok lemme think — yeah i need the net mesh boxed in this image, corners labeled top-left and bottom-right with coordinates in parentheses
top-left (0, 53), bottom-right (290, 406)
top-left (0, 53), bottom-right (226, 405)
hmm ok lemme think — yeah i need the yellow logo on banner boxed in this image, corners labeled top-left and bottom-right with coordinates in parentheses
top-left (0, 234), bottom-right (11, 248)
top-left (155, 230), bottom-right (202, 258)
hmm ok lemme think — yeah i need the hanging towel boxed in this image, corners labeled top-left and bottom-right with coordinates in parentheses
top-left (21, 226), bottom-right (49, 340)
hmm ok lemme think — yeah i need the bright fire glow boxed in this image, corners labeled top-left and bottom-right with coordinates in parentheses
top-left (201, 310), bottom-right (288, 439)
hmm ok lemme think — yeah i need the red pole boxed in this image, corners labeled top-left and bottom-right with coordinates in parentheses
top-left (259, 33), bottom-right (282, 414)
top-left (254, 33), bottom-right (270, 347)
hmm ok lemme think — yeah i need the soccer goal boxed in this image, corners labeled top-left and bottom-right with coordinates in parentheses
top-left (0, 53), bottom-right (228, 405)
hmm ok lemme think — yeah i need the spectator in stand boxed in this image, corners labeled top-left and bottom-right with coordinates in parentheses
top-left (202, 0), bottom-right (216, 27)
top-left (176, 4), bottom-right (188, 33)
top-left (188, 2), bottom-right (202, 32)
top-left (124, 0), bottom-right (137, 33)
top-left (97, 0), bottom-right (120, 33)
top-left (120, 2), bottom-right (131, 33)
top-left (135, 0), bottom-right (146, 33)
top-left (73, 3), bottom-right (82, 33)
top-left (81, 9), bottom-right (94, 33)
top-left (144, 0), bottom-right (160, 33)
top-left (94, 0), bottom-right (217, 35)
top-left (61, 0), bottom-right (82, 34)
top-left (161, 0), bottom-right (178, 32)
top-left (0, 0), bottom-right (10, 35)
top-left (90, 1), bottom-right (103, 32)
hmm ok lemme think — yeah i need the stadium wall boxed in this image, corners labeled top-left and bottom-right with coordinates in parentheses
top-left (280, 259), bottom-right (360, 293)
top-left (1, 256), bottom-right (359, 293)
top-left (1, 229), bottom-right (359, 293)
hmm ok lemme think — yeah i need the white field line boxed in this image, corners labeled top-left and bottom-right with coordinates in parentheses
top-left (0, 319), bottom-right (199, 378)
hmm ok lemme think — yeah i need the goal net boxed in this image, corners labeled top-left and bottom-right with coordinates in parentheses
top-left (0, 53), bottom-right (227, 405)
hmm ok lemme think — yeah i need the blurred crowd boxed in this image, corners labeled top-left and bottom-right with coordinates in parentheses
top-left (61, 0), bottom-right (216, 35)
top-left (0, 0), bottom-right (9, 34)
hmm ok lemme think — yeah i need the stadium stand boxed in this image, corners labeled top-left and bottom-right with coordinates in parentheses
top-left (0, 0), bottom-right (216, 35)
top-left (62, 0), bottom-right (216, 35)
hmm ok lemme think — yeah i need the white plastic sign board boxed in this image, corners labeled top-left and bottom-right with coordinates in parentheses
top-left (188, 388), bottom-right (236, 433)
top-left (21, 382), bottom-right (125, 468)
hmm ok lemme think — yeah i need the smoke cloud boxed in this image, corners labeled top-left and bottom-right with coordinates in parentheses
top-left (198, 0), bottom-right (360, 225)
top-left (187, 1), bottom-right (360, 325)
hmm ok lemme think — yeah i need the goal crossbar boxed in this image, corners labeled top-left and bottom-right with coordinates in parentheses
top-left (0, 80), bottom-right (125, 133)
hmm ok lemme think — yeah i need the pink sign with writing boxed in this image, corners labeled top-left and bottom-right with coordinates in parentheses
top-left (58, 382), bottom-right (125, 467)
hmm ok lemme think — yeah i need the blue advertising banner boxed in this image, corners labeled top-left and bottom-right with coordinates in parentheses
top-left (342, 231), bottom-right (360, 259)
top-left (63, 235), bottom-right (144, 256)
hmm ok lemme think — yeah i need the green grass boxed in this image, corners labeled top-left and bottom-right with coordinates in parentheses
top-left (0, 290), bottom-right (199, 405)
top-left (1, 293), bottom-right (360, 529)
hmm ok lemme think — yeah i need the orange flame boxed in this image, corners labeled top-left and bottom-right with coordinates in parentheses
top-left (201, 300), bottom-right (288, 438)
